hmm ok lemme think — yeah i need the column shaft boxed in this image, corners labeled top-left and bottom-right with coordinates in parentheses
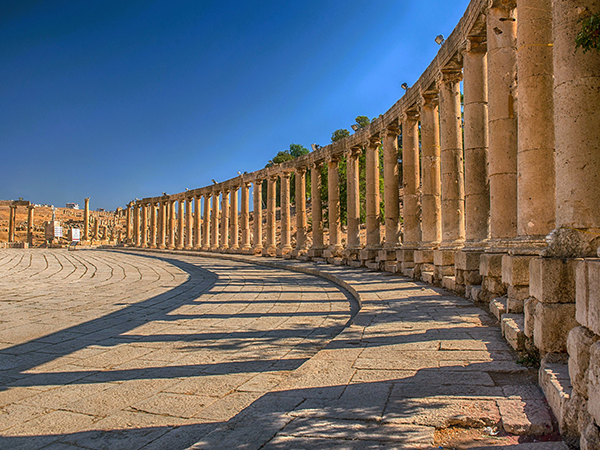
top-left (84, 198), bottom-right (91, 242)
top-left (194, 196), bottom-right (202, 249)
top-left (439, 70), bottom-right (466, 245)
top-left (27, 206), bottom-right (34, 245)
top-left (294, 168), bottom-right (308, 252)
top-left (177, 200), bottom-right (184, 249)
top-left (159, 201), bottom-right (166, 249)
top-left (8, 206), bottom-right (16, 242)
top-left (310, 163), bottom-right (324, 251)
top-left (134, 205), bottom-right (141, 246)
top-left (279, 173), bottom-right (292, 255)
top-left (327, 158), bottom-right (342, 252)
top-left (230, 188), bottom-right (239, 250)
top-left (253, 180), bottom-right (263, 252)
top-left (150, 203), bottom-right (157, 248)
top-left (365, 137), bottom-right (381, 249)
top-left (241, 183), bottom-right (251, 250)
top-left (463, 37), bottom-right (490, 242)
top-left (346, 148), bottom-right (361, 250)
top-left (402, 112), bottom-right (422, 246)
top-left (141, 203), bottom-right (148, 247)
top-left (264, 176), bottom-right (277, 255)
top-left (221, 190), bottom-right (230, 250)
top-left (202, 195), bottom-right (211, 250)
top-left (383, 127), bottom-right (401, 248)
top-left (168, 201), bottom-right (176, 249)
top-left (211, 192), bottom-right (220, 250)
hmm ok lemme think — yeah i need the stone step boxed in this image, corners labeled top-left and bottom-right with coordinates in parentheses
top-left (491, 297), bottom-right (508, 320)
top-left (365, 261), bottom-right (380, 270)
top-left (539, 357), bottom-right (573, 434)
top-left (501, 313), bottom-right (526, 351)
top-left (383, 261), bottom-right (398, 273)
top-left (347, 260), bottom-right (363, 268)
top-left (421, 271), bottom-right (435, 284)
top-left (442, 275), bottom-right (456, 291)
top-left (402, 267), bottom-right (415, 278)
top-left (470, 442), bottom-right (568, 450)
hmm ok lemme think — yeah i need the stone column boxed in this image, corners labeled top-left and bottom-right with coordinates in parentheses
top-left (380, 124), bottom-right (401, 270)
top-left (262, 175), bottom-right (277, 256)
top-left (8, 205), bottom-right (16, 242)
top-left (168, 200), bottom-right (176, 249)
top-left (134, 204), bottom-right (141, 246)
top-left (277, 172), bottom-right (293, 257)
top-left (84, 198), bottom-right (91, 243)
top-left (360, 135), bottom-right (382, 265)
top-left (292, 167), bottom-right (308, 257)
top-left (252, 180), bottom-right (264, 253)
top-left (194, 196), bottom-right (202, 249)
top-left (345, 147), bottom-right (362, 258)
top-left (210, 192), bottom-right (220, 250)
top-left (149, 202), bottom-right (157, 248)
top-left (202, 194), bottom-right (211, 251)
top-left (158, 201), bottom-right (166, 249)
top-left (487, 0), bottom-right (518, 243)
top-left (230, 187), bottom-right (239, 251)
top-left (27, 205), bottom-right (34, 245)
top-left (220, 189), bottom-right (230, 251)
top-left (241, 182), bottom-right (252, 252)
top-left (176, 200), bottom-right (184, 249)
top-left (401, 112), bottom-right (421, 248)
top-left (309, 162), bottom-right (324, 257)
top-left (183, 198), bottom-right (191, 249)
top-left (463, 36), bottom-right (490, 244)
top-left (141, 203), bottom-right (148, 248)
top-left (94, 217), bottom-right (101, 243)
top-left (324, 156), bottom-right (343, 258)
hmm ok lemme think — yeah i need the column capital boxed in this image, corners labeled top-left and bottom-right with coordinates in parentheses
top-left (419, 91), bottom-right (439, 109)
top-left (402, 109), bottom-right (420, 123)
top-left (280, 169), bottom-right (292, 178)
top-left (312, 160), bottom-right (324, 170)
top-left (268, 173), bottom-right (279, 181)
top-left (295, 166), bottom-right (307, 176)
top-left (327, 154), bottom-right (341, 164)
top-left (439, 68), bottom-right (463, 85)
top-left (254, 178), bottom-right (264, 185)
top-left (367, 133), bottom-right (381, 148)
top-left (346, 146), bottom-right (363, 158)
top-left (385, 123), bottom-right (400, 137)
top-left (464, 35), bottom-right (487, 54)
top-left (488, 0), bottom-right (516, 11)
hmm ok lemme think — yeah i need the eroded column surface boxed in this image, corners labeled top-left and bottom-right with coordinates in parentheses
top-left (278, 171), bottom-right (292, 256)
top-left (159, 201), bottom-right (166, 249)
top-left (383, 125), bottom-right (401, 251)
top-left (83, 198), bottom-right (91, 243)
top-left (361, 135), bottom-right (382, 262)
top-left (230, 187), bottom-right (239, 251)
top-left (202, 195), bottom-right (211, 251)
top-left (210, 192), bottom-right (220, 251)
top-left (309, 162), bottom-right (324, 257)
top-left (487, 0), bottom-right (518, 243)
top-left (27, 205), bottom-right (34, 245)
top-left (346, 147), bottom-right (362, 255)
top-left (463, 36), bottom-right (490, 244)
top-left (168, 200), bottom-right (176, 249)
top-left (150, 202), bottom-right (157, 248)
top-left (402, 111), bottom-right (421, 248)
top-left (176, 200), bottom-right (184, 249)
top-left (194, 196), bottom-right (201, 250)
top-left (220, 190), bottom-right (230, 251)
top-left (134, 204), bottom-right (141, 247)
top-left (420, 92), bottom-right (442, 247)
top-left (241, 182), bottom-right (252, 252)
top-left (253, 180), bottom-right (264, 253)
top-left (141, 203), bottom-right (148, 248)
top-left (549, 0), bottom-right (600, 257)
top-left (293, 167), bottom-right (308, 257)
top-left (515, 0), bottom-right (555, 242)
top-left (325, 157), bottom-right (343, 257)
top-left (8, 206), bottom-right (16, 243)
top-left (439, 69), bottom-right (466, 246)
top-left (185, 198), bottom-right (193, 249)
top-left (263, 175), bottom-right (277, 256)
top-left (94, 217), bottom-right (101, 243)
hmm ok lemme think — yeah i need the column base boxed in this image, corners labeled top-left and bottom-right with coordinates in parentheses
top-left (262, 245), bottom-right (277, 257)
top-left (307, 247), bottom-right (325, 258)
top-left (454, 249), bottom-right (484, 296)
top-left (433, 249), bottom-right (457, 286)
top-left (276, 245), bottom-right (293, 257)
top-left (323, 245), bottom-right (344, 258)
top-left (290, 246), bottom-right (309, 258)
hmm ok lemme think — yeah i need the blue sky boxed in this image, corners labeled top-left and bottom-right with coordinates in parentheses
top-left (1, 0), bottom-right (470, 210)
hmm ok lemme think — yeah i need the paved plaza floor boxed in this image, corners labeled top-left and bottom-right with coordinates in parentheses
top-left (0, 249), bottom-right (565, 449)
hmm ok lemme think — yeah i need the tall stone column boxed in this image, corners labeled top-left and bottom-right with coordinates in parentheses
top-left (277, 172), bottom-right (292, 257)
top-left (202, 194), bottom-right (211, 251)
top-left (252, 180), bottom-right (264, 253)
top-left (262, 175), bottom-right (277, 256)
top-left (85, 198), bottom-right (91, 243)
top-left (220, 189), bottom-right (230, 251)
top-left (149, 202), bottom-right (157, 248)
top-left (141, 203), bottom-right (148, 248)
top-left (168, 200), bottom-right (176, 249)
top-left (292, 167), bottom-right (308, 257)
top-left (487, 0), bottom-right (518, 243)
top-left (134, 204), bottom-right (141, 247)
top-left (230, 187), bottom-right (239, 251)
top-left (309, 162), bottom-right (324, 257)
top-left (380, 124), bottom-right (401, 271)
top-left (360, 135), bottom-right (382, 265)
top-left (401, 112), bottom-right (421, 248)
top-left (94, 217), bottom-right (101, 242)
top-left (210, 191), bottom-right (220, 250)
top-left (194, 196), bottom-right (202, 249)
top-left (184, 198), bottom-right (192, 249)
top-left (345, 147), bottom-right (362, 259)
top-left (159, 201), bottom-right (167, 249)
top-left (176, 200), bottom-right (184, 249)
top-left (8, 205), bottom-right (16, 242)
top-left (324, 156), bottom-right (343, 258)
top-left (27, 205), bottom-right (34, 245)
top-left (241, 182), bottom-right (252, 252)
top-left (463, 36), bottom-right (490, 244)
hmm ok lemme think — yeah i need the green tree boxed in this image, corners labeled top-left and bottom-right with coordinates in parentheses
top-left (331, 129), bottom-right (350, 142)
top-left (354, 116), bottom-right (370, 129)
top-left (576, 13), bottom-right (600, 52)
top-left (289, 143), bottom-right (309, 158)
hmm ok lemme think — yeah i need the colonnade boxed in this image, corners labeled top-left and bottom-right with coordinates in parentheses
top-left (125, 0), bottom-right (599, 445)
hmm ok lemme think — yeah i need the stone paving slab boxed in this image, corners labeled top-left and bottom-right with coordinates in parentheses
top-left (0, 248), bottom-right (567, 449)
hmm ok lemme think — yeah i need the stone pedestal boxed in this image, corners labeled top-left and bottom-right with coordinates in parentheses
top-left (479, 253), bottom-right (506, 303)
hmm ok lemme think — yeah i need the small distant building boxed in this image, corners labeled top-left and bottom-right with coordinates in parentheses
top-left (66, 203), bottom-right (80, 210)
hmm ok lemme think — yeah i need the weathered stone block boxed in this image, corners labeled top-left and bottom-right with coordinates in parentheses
top-left (507, 296), bottom-right (525, 314)
top-left (534, 302), bottom-right (578, 354)
top-left (414, 250), bottom-right (434, 264)
top-left (539, 356), bottom-right (572, 433)
top-left (434, 250), bottom-right (455, 267)
top-left (455, 270), bottom-right (464, 285)
top-left (502, 313), bottom-right (526, 351)
top-left (587, 341), bottom-right (600, 425)
top-left (583, 260), bottom-right (600, 336)
top-left (396, 249), bottom-right (414, 263)
top-left (421, 271), bottom-right (435, 284)
top-left (581, 421), bottom-right (600, 450)
top-left (480, 253), bottom-right (504, 277)
top-left (502, 255), bottom-right (534, 286)
top-left (490, 297), bottom-right (507, 321)
top-left (529, 257), bottom-right (577, 304)
top-left (524, 297), bottom-right (538, 338)
top-left (568, 326), bottom-right (599, 398)
top-left (482, 276), bottom-right (505, 295)
top-left (577, 259), bottom-right (591, 330)
top-left (508, 285), bottom-right (531, 301)
top-left (469, 285), bottom-right (482, 302)
top-left (455, 250), bottom-right (482, 271)
top-left (465, 270), bottom-right (483, 286)
top-left (441, 275), bottom-right (456, 292)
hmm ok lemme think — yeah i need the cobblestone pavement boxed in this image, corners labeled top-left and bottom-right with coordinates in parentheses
top-left (0, 249), bottom-right (564, 449)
